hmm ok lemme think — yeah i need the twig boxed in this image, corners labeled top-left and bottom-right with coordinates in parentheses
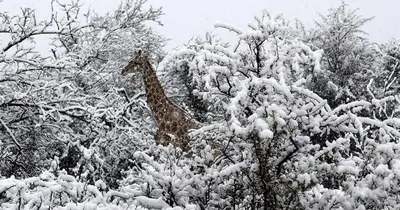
top-left (0, 118), bottom-right (22, 151)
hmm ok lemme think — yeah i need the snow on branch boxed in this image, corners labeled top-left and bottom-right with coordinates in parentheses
top-left (214, 22), bottom-right (243, 35)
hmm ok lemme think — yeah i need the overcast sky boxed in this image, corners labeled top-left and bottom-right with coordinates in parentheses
top-left (1, 0), bottom-right (400, 51)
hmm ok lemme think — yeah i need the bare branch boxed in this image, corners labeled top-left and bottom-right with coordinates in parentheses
top-left (0, 117), bottom-right (22, 151)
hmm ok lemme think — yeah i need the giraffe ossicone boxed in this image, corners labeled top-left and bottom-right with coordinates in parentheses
top-left (121, 50), bottom-right (197, 150)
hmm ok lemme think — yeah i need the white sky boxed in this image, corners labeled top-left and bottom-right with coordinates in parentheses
top-left (1, 0), bottom-right (399, 51)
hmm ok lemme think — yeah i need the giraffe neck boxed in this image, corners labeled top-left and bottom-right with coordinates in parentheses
top-left (141, 60), bottom-right (170, 123)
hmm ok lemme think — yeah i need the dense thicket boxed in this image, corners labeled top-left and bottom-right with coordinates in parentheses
top-left (1, 1), bottom-right (400, 209)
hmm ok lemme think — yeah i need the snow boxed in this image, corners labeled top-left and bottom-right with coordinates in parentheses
top-left (337, 160), bottom-right (360, 176)
top-left (134, 196), bottom-right (169, 209)
top-left (219, 162), bottom-right (247, 177)
top-left (297, 173), bottom-right (312, 186)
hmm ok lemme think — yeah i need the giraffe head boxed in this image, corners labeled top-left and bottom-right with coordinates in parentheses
top-left (121, 50), bottom-right (148, 76)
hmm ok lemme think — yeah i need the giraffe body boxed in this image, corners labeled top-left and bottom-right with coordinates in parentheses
top-left (121, 50), bottom-right (196, 150)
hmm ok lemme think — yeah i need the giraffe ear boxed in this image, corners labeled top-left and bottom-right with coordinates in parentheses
top-left (136, 50), bottom-right (142, 57)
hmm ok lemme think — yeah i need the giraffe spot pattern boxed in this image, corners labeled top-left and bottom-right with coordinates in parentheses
top-left (122, 50), bottom-right (197, 150)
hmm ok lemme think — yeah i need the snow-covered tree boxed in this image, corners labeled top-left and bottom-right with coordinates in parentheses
top-left (373, 39), bottom-right (400, 97)
top-left (0, 0), bottom-right (165, 188)
top-left (161, 32), bottom-right (233, 123)
top-left (299, 2), bottom-right (380, 107)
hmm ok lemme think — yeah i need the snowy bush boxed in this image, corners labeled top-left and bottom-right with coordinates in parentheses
top-left (0, 164), bottom-right (124, 209)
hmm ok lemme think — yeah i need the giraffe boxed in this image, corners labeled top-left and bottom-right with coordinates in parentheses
top-left (121, 50), bottom-right (197, 150)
